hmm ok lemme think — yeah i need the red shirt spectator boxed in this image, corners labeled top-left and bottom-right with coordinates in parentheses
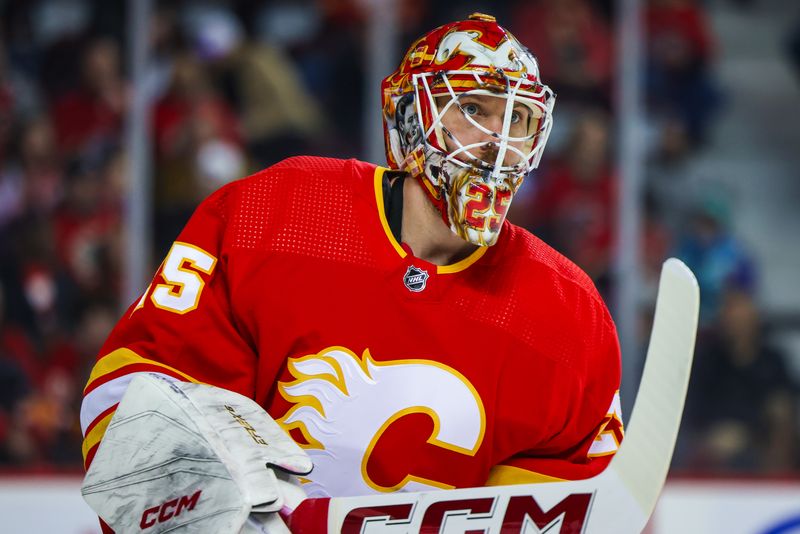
top-left (51, 38), bottom-right (125, 157)
top-left (511, 0), bottom-right (613, 98)
top-left (646, 0), bottom-right (714, 66)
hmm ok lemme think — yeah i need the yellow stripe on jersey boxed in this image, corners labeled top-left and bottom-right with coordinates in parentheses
top-left (84, 348), bottom-right (201, 394)
top-left (486, 464), bottom-right (566, 486)
top-left (82, 349), bottom-right (202, 463)
top-left (82, 410), bottom-right (115, 462)
top-left (437, 246), bottom-right (488, 274)
top-left (373, 166), bottom-right (408, 259)
top-left (372, 165), bottom-right (488, 273)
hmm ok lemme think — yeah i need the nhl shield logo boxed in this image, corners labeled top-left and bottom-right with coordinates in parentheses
top-left (403, 265), bottom-right (429, 292)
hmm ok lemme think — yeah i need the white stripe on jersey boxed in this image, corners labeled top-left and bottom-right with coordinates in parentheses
top-left (80, 372), bottom-right (179, 435)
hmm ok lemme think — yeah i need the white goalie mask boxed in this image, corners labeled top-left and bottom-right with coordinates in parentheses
top-left (381, 13), bottom-right (555, 246)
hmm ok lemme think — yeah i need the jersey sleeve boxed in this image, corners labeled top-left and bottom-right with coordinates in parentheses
top-left (486, 297), bottom-right (624, 485)
top-left (80, 181), bottom-right (258, 471)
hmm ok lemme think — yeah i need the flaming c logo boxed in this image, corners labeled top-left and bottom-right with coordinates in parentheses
top-left (277, 346), bottom-right (486, 497)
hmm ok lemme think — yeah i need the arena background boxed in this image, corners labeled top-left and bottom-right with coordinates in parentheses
top-left (0, 0), bottom-right (798, 532)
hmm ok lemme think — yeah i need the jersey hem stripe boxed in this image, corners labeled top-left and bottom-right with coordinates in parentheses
top-left (81, 371), bottom-right (182, 434)
top-left (84, 442), bottom-right (100, 471)
top-left (82, 410), bottom-right (116, 463)
top-left (485, 464), bottom-right (566, 485)
top-left (83, 403), bottom-right (118, 439)
top-left (84, 348), bottom-right (200, 395)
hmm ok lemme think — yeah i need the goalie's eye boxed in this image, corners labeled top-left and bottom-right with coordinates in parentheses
top-left (511, 105), bottom-right (532, 126)
top-left (462, 103), bottom-right (480, 116)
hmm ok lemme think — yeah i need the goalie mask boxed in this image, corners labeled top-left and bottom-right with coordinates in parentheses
top-left (381, 13), bottom-right (555, 246)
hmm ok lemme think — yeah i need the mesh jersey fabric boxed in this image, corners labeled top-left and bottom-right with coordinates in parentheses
top-left (81, 155), bottom-right (623, 499)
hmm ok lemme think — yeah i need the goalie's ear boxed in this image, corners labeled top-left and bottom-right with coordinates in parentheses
top-left (81, 374), bottom-right (312, 533)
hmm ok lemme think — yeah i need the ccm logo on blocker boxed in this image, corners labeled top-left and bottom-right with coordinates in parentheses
top-left (140, 489), bottom-right (202, 529)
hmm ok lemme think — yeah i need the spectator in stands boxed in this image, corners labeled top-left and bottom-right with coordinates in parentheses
top-left (640, 189), bottom-right (674, 299)
top-left (514, 111), bottom-right (673, 301)
top-left (18, 117), bottom-right (63, 216)
top-left (0, 39), bottom-right (43, 163)
top-left (675, 194), bottom-right (756, 327)
top-left (0, 227), bottom-right (84, 467)
top-left (51, 37), bottom-right (125, 158)
top-left (288, 0), bottom-right (365, 156)
top-left (143, 2), bottom-right (187, 103)
top-left (0, 35), bottom-right (48, 226)
top-left (681, 287), bottom-right (799, 473)
top-left (0, 282), bottom-right (34, 465)
top-left (52, 150), bottom-right (122, 302)
top-left (522, 109), bottom-right (617, 294)
top-left (15, 363), bottom-right (80, 466)
top-left (510, 0), bottom-right (614, 107)
top-left (184, 4), bottom-right (328, 169)
top-left (153, 52), bottom-right (244, 254)
top-left (645, 0), bottom-right (722, 146)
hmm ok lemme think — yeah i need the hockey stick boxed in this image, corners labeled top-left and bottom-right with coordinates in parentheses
top-left (287, 258), bottom-right (699, 534)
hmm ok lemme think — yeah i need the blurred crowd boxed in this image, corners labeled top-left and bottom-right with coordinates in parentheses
top-left (0, 0), bottom-right (796, 474)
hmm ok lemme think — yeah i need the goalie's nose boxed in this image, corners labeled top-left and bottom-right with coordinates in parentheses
top-left (478, 140), bottom-right (501, 160)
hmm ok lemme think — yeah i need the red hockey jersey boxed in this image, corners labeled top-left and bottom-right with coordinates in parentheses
top-left (81, 156), bottom-right (623, 498)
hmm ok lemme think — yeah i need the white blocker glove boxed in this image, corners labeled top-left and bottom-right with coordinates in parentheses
top-left (81, 374), bottom-right (313, 534)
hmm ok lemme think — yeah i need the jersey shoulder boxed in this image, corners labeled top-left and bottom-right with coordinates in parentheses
top-left (494, 222), bottom-right (619, 373)
top-left (502, 222), bottom-right (605, 307)
top-left (232, 155), bottom-right (375, 200)
top-left (212, 156), bottom-right (380, 261)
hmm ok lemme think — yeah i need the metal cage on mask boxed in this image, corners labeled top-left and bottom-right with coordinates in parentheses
top-left (390, 69), bottom-right (554, 246)
top-left (413, 69), bottom-right (555, 184)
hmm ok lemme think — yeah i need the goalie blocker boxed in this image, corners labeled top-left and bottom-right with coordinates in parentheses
top-left (81, 374), bottom-right (313, 533)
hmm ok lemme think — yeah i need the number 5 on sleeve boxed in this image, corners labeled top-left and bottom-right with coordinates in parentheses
top-left (134, 242), bottom-right (218, 315)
